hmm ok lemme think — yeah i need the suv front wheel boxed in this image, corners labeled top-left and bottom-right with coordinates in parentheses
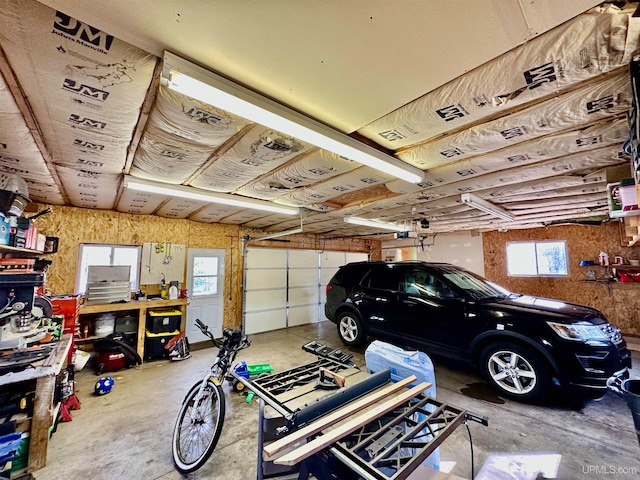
top-left (479, 342), bottom-right (549, 403)
top-left (337, 311), bottom-right (365, 346)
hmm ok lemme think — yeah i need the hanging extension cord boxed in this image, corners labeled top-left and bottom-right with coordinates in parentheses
top-left (462, 412), bottom-right (488, 479)
top-left (465, 421), bottom-right (475, 479)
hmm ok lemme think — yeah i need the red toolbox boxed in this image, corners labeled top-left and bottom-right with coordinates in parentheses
top-left (51, 294), bottom-right (81, 362)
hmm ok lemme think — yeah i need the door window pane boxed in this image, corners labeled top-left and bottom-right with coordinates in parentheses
top-left (192, 256), bottom-right (219, 296)
top-left (194, 257), bottom-right (218, 276)
top-left (193, 276), bottom-right (218, 296)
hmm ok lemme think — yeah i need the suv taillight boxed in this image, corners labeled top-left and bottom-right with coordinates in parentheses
top-left (326, 285), bottom-right (332, 294)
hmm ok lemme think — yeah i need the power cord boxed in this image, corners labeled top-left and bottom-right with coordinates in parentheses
top-left (465, 421), bottom-right (475, 479)
top-left (462, 412), bottom-right (488, 478)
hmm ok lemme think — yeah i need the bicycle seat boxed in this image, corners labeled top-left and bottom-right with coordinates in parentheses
top-left (223, 328), bottom-right (242, 340)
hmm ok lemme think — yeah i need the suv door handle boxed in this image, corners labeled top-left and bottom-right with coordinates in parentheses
top-left (375, 297), bottom-right (388, 302)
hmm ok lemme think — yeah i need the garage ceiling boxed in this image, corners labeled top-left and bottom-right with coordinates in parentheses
top-left (1, 0), bottom-right (637, 239)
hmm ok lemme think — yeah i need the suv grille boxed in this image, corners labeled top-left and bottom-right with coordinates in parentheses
top-left (600, 323), bottom-right (622, 344)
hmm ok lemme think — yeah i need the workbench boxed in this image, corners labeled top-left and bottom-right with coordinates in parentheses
top-left (234, 341), bottom-right (487, 480)
top-left (78, 298), bottom-right (187, 361)
top-left (0, 334), bottom-right (72, 471)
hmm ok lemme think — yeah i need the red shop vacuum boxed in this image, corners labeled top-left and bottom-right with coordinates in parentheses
top-left (93, 332), bottom-right (142, 375)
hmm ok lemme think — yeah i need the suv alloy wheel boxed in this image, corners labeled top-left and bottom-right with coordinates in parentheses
top-left (337, 311), bottom-right (365, 346)
top-left (479, 342), bottom-right (550, 402)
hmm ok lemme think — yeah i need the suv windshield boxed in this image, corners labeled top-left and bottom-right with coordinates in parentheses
top-left (442, 268), bottom-right (509, 301)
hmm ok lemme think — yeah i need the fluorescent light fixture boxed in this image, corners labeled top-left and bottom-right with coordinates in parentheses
top-left (161, 51), bottom-right (424, 184)
top-left (344, 216), bottom-right (408, 232)
top-left (123, 176), bottom-right (298, 216)
top-left (252, 228), bottom-right (303, 241)
top-left (461, 193), bottom-right (515, 221)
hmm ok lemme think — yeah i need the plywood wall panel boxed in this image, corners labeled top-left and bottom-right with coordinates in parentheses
top-left (483, 223), bottom-right (640, 336)
top-left (118, 215), bottom-right (190, 245)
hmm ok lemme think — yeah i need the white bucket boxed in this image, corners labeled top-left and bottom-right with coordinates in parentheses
top-left (94, 313), bottom-right (116, 337)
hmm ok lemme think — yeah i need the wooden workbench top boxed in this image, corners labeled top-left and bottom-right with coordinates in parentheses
top-left (79, 298), bottom-right (187, 314)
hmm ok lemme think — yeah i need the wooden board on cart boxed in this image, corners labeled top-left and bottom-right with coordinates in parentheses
top-left (264, 374), bottom-right (418, 459)
top-left (274, 382), bottom-right (431, 466)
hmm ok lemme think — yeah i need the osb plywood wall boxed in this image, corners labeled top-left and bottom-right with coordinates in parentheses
top-left (33, 204), bottom-right (380, 328)
top-left (483, 222), bottom-right (640, 336)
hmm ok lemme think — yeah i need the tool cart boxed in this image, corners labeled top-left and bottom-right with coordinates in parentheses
top-left (232, 341), bottom-right (488, 480)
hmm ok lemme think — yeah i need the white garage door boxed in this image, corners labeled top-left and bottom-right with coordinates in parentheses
top-left (244, 248), bottom-right (287, 334)
top-left (244, 248), bottom-right (367, 334)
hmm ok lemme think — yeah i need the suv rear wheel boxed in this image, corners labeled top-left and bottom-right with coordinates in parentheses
top-left (337, 311), bottom-right (365, 346)
top-left (479, 342), bottom-right (549, 403)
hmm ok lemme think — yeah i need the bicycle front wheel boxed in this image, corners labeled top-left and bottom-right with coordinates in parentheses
top-left (172, 380), bottom-right (225, 473)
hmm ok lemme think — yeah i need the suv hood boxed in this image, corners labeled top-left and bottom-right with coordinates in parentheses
top-left (481, 295), bottom-right (606, 325)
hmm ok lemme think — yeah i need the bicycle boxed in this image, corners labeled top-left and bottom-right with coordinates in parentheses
top-left (171, 319), bottom-right (250, 473)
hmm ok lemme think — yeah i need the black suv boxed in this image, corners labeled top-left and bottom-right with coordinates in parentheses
top-left (325, 261), bottom-right (631, 402)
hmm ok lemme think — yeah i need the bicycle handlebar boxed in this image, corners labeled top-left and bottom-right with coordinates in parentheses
top-left (194, 319), bottom-right (249, 352)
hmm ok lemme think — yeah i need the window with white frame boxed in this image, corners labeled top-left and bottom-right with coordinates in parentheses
top-left (192, 256), bottom-right (219, 296)
top-left (76, 244), bottom-right (141, 294)
top-left (506, 241), bottom-right (568, 276)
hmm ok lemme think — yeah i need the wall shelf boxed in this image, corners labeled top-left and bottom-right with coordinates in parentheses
top-left (0, 244), bottom-right (44, 254)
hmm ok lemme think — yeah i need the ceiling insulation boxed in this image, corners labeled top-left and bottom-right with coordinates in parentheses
top-left (0, 0), bottom-right (638, 239)
top-left (358, 3), bottom-right (640, 149)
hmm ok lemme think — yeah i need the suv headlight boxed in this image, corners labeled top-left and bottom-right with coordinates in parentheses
top-left (547, 322), bottom-right (610, 342)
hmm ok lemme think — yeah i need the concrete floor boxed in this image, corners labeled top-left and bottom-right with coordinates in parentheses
top-left (34, 321), bottom-right (639, 480)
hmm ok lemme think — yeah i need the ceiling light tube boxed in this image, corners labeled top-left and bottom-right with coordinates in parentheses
top-left (252, 228), bottom-right (304, 241)
top-left (123, 176), bottom-right (298, 216)
top-left (161, 52), bottom-right (424, 184)
top-left (460, 193), bottom-right (515, 221)
top-left (344, 216), bottom-right (408, 232)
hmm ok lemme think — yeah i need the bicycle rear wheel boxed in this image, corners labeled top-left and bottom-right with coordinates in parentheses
top-left (172, 380), bottom-right (225, 473)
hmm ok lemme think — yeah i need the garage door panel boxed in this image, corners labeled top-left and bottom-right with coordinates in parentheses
top-left (320, 251), bottom-right (346, 268)
top-left (245, 289), bottom-right (286, 312)
top-left (289, 250), bottom-right (319, 265)
top-left (245, 310), bottom-right (286, 334)
top-left (246, 248), bottom-right (287, 268)
top-left (288, 304), bottom-right (319, 327)
top-left (246, 269), bottom-right (286, 289)
top-left (289, 268), bottom-right (318, 287)
top-left (289, 285), bottom-right (319, 306)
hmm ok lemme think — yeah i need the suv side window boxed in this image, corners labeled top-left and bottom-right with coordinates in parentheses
top-left (364, 267), bottom-right (402, 291)
top-left (403, 270), bottom-right (457, 299)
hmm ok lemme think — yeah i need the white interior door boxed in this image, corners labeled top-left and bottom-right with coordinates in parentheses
top-left (186, 248), bottom-right (225, 342)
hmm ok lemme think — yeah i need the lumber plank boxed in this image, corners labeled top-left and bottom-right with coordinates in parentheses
top-left (273, 381), bottom-right (430, 466)
top-left (319, 367), bottom-right (346, 388)
top-left (264, 375), bottom-right (418, 458)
